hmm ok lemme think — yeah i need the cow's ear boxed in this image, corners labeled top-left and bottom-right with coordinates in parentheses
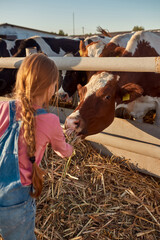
top-left (77, 84), bottom-right (87, 101)
top-left (117, 83), bottom-right (144, 103)
top-left (77, 84), bottom-right (82, 92)
top-left (79, 40), bottom-right (86, 56)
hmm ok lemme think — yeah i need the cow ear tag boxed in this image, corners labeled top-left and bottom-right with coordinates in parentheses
top-left (122, 93), bottom-right (130, 101)
top-left (79, 50), bottom-right (83, 56)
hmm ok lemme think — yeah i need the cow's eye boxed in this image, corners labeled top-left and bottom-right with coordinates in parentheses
top-left (105, 95), bottom-right (111, 100)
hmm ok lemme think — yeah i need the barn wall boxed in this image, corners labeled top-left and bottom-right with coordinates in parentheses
top-left (0, 25), bottom-right (65, 40)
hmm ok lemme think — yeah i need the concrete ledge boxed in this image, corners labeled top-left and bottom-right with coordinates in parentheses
top-left (86, 118), bottom-right (160, 159)
top-left (89, 142), bottom-right (160, 178)
top-left (50, 107), bottom-right (160, 178)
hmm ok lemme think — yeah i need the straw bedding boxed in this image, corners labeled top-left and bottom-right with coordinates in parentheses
top-left (33, 137), bottom-right (160, 240)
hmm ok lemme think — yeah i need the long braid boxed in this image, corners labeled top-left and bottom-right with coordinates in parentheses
top-left (20, 95), bottom-right (46, 198)
top-left (21, 96), bottom-right (36, 155)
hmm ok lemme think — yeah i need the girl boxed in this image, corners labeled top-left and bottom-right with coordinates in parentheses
top-left (0, 53), bottom-right (74, 240)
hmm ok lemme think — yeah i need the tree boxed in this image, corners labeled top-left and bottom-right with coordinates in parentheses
top-left (58, 30), bottom-right (68, 36)
top-left (50, 31), bottom-right (57, 35)
top-left (132, 26), bottom-right (145, 31)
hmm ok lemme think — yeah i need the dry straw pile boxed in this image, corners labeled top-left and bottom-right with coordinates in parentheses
top-left (34, 139), bottom-right (160, 240)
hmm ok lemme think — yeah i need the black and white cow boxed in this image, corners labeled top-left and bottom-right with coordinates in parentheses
top-left (0, 38), bottom-right (23, 57)
top-left (0, 35), bottom-right (81, 95)
top-left (0, 38), bottom-right (23, 94)
top-left (0, 34), bottom-right (112, 96)
top-left (13, 35), bottom-right (80, 57)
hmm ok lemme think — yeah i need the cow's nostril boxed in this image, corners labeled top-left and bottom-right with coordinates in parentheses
top-left (62, 94), bottom-right (67, 99)
top-left (74, 120), bottom-right (80, 128)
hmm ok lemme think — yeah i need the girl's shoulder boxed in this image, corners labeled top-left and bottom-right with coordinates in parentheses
top-left (0, 99), bottom-right (17, 108)
top-left (36, 111), bottom-right (60, 126)
top-left (0, 100), bottom-right (9, 113)
top-left (36, 111), bottom-right (59, 119)
top-left (0, 100), bottom-right (9, 105)
top-left (35, 112), bottom-right (62, 138)
top-left (0, 100), bottom-right (20, 117)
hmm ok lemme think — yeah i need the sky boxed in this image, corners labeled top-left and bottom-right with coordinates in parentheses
top-left (0, 0), bottom-right (160, 36)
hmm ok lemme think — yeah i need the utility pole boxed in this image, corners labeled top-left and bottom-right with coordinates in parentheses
top-left (73, 12), bottom-right (75, 35)
top-left (82, 26), bottom-right (84, 35)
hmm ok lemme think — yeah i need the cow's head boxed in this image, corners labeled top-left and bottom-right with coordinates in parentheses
top-left (65, 72), bottom-right (143, 138)
top-left (79, 40), bottom-right (106, 57)
top-left (61, 69), bottom-right (87, 98)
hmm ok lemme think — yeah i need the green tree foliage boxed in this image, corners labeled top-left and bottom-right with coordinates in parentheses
top-left (50, 31), bottom-right (57, 35)
top-left (132, 26), bottom-right (145, 31)
top-left (58, 30), bottom-right (68, 36)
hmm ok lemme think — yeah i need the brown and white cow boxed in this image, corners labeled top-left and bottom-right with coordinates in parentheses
top-left (65, 31), bottom-right (160, 138)
top-left (59, 32), bottom-right (134, 101)
top-left (80, 32), bottom-right (134, 57)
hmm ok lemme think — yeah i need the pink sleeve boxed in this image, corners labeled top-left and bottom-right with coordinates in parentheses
top-left (0, 101), bottom-right (9, 138)
top-left (48, 115), bottom-right (73, 158)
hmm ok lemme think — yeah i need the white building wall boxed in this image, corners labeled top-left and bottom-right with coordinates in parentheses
top-left (0, 25), bottom-right (66, 39)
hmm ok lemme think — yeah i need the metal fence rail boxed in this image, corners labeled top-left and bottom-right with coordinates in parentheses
top-left (0, 56), bottom-right (160, 72)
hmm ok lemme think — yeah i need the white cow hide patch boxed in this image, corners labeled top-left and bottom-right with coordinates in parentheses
top-left (30, 36), bottom-right (65, 56)
top-left (116, 95), bottom-right (160, 124)
top-left (87, 41), bottom-right (105, 57)
top-left (84, 72), bottom-right (114, 100)
top-left (126, 31), bottom-right (160, 55)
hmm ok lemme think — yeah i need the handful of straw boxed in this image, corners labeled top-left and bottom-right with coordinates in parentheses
top-left (64, 128), bottom-right (82, 146)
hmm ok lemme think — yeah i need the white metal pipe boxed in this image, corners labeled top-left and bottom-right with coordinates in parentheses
top-left (0, 57), bottom-right (24, 69)
top-left (0, 56), bottom-right (160, 73)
